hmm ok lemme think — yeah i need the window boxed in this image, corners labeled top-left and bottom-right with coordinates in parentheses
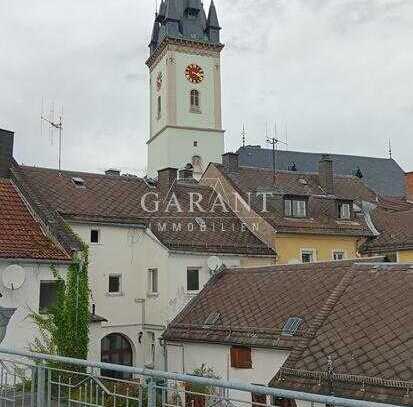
top-left (145, 331), bottom-right (156, 367)
top-left (193, 141), bottom-right (198, 147)
top-left (301, 249), bottom-right (315, 263)
top-left (157, 95), bottom-right (162, 119)
top-left (187, 268), bottom-right (200, 292)
top-left (190, 89), bottom-right (200, 111)
top-left (108, 275), bottom-right (122, 294)
top-left (284, 197), bottom-right (307, 218)
top-left (282, 317), bottom-right (303, 336)
top-left (148, 269), bottom-right (158, 295)
top-left (39, 281), bottom-right (59, 313)
top-left (338, 201), bottom-right (352, 220)
top-left (90, 229), bottom-right (100, 244)
top-left (252, 392), bottom-right (267, 407)
top-left (273, 398), bottom-right (297, 407)
top-left (230, 346), bottom-right (252, 369)
top-left (333, 251), bottom-right (345, 261)
top-left (71, 177), bottom-right (85, 188)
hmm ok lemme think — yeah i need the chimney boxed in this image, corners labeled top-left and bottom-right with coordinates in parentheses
top-left (179, 163), bottom-right (195, 182)
top-left (105, 168), bottom-right (121, 176)
top-left (158, 167), bottom-right (178, 190)
top-left (406, 172), bottom-right (413, 202)
top-left (0, 129), bottom-right (14, 178)
top-left (319, 154), bottom-right (334, 195)
top-left (222, 152), bottom-right (239, 173)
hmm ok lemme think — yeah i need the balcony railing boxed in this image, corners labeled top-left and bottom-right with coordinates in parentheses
top-left (0, 347), bottom-right (404, 407)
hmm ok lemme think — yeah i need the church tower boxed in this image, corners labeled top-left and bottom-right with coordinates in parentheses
top-left (146, 0), bottom-right (224, 179)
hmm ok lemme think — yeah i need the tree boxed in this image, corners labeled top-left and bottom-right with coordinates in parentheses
top-left (30, 247), bottom-right (90, 360)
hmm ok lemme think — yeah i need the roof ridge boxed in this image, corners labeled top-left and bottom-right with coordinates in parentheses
top-left (20, 165), bottom-right (144, 182)
top-left (11, 161), bottom-right (82, 254)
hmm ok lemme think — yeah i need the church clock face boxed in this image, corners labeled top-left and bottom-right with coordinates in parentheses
top-left (156, 72), bottom-right (163, 91)
top-left (185, 64), bottom-right (204, 84)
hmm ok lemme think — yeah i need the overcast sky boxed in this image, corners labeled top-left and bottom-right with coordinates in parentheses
top-left (1, 0), bottom-right (412, 175)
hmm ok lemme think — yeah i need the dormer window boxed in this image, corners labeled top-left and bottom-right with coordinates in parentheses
top-left (72, 177), bottom-right (85, 188)
top-left (338, 201), bottom-right (352, 220)
top-left (284, 197), bottom-right (307, 218)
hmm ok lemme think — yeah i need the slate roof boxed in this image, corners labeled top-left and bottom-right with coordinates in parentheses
top-left (0, 178), bottom-right (69, 261)
top-left (164, 259), bottom-right (413, 406)
top-left (149, 0), bottom-right (221, 55)
top-left (214, 164), bottom-right (377, 237)
top-left (272, 263), bottom-right (413, 406)
top-left (16, 165), bottom-right (274, 256)
top-left (237, 146), bottom-right (406, 197)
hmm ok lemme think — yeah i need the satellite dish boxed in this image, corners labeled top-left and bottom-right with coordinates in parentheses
top-left (2, 265), bottom-right (26, 290)
top-left (207, 256), bottom-right (223, 272)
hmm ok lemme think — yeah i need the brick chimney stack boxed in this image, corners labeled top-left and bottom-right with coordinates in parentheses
top-left (158, 168), bottom-right (178, 191)
top-left (406, 172), bottom-right (413, 202)
top-left (0, 129), bottom-right (14, 178)
top-left (319, 154), bottom-right (334, 195)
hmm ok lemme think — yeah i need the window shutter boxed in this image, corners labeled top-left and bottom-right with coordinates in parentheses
top-left (230, 346), bottom-right (252, 369)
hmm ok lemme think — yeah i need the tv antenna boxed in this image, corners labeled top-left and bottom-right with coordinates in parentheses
top-left (241, 124), bottom-right (247, 148)
top-left (41, 101), bottom-right (64, 170)
top-left (266, 121), bottom-right (287, 184)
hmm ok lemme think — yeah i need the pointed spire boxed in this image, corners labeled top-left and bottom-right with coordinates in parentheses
top-left (207, 0), bottom-right (220, 29)
top-left (165, 0), bottom-right (180, 22)
top-left (149, 19), bottom-right (160, 51)
top-left (157, 0), bottom-right (167, 22)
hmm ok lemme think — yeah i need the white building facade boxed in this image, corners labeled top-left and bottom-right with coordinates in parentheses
top-left (146, 0), bottom-right (225, 178)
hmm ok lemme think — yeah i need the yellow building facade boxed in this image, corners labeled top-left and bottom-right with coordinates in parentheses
top-left (274, 234), bottom-right (360, 264)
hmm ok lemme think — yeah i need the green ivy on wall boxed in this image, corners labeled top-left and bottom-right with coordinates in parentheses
top-left (30, 245), bottom-right (90, 361)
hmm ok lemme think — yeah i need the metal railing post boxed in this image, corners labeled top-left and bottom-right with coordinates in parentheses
top-left (147, 379), bottom-right (156, 407)
top-left (36, 362), bottom-right (46, 407)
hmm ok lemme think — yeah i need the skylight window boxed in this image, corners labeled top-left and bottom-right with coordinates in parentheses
top-left (204, 311), bottom-right (221, 327)
top-left (282, 317), bottom-right (303, 336)
top-left (72, 177), bottom-right (85, 188)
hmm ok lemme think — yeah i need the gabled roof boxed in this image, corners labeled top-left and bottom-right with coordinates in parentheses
top-left (237, 146), bottom-right (406, 197)
top-left (272, 263), bottom-right (413, 406)
top-left (214, 164), bottom-right (377, 237)
top-left (17, 165), bottom-right (274, 256)
top-left (163, 259), bottom-right (376, 348)
top-left (0, 178), bottom-right (69, 261)
top-left (164, 259), bottom-right (412, 405)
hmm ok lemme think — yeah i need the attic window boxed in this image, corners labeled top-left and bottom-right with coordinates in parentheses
top-left (204, 311), bottom-right (221, 326)
top-left (338, 201), bottom-right (352, 220)
top-left (282, 317), bottom-right (303, 336)
top-left (72, 177), bottom-right (85, 188)
top-left (284, 197), bottom-right (307, 218)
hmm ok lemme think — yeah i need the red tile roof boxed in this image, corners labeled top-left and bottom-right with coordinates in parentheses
top-left (164, 259), bottom-right (412, 405)
top-left (0, 178), bottom-right (69, 261)
top-left (214, 165), bottom-right (378, 236)
top-left (361, 207), bottom-right (413, 254)
top-left (16, 166), bottom-right (274, 256)
top-left (273, 263), bottom-right (413, 406)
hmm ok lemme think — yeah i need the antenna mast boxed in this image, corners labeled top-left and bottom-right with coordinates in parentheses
top-left (41, 103), bottom-right (64, 170)
top-left (241, 124), bottom-right (247, 148)
top-left (266, 121), bottom-right (287, 184)
top-left (388, 138), bottom-right (392, 159)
